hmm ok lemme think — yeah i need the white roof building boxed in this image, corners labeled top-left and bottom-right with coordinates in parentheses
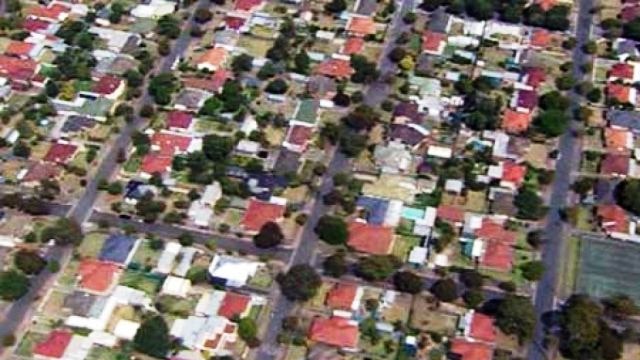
top-left (208, 255), bottom-right (262, 288)
top-left (155, 241), bottom-right (182, 274)
top-left (174, 247), bottom-right (198, 277)
top-left (170, 315), bottom-right (237, 354)
top-left (161, 276), bottom-right (192, 298)
top-left (131, 0), bottom-right (175, 18)
top-left (113, 319), bottom-right (140, 341)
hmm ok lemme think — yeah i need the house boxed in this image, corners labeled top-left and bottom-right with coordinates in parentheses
top-left (608, 62), bottom-right (640, 83)
top-left (166, 110), bottom-right (194, 132)
top-left (347, 221), bottom-right (394, 255)
top-left (234, 0), bottom-right (263, 11)
top-left (529, 29), bottom-right (552, 48)
top-left (43, 142), bottom-right (78, 164)
top-left (326, 282), bottom-right (363, 312)
top-left (114, 319), bottom-right (140, 341)
top-left (208, 254), bottom-right (263, 288)
top-left (373, 140), bottom-right (413, 174)
top-left (389, 124), bottom-right (428, 146)
top-left (474, 220), bottom-right (517, 271)
top-left (161, 275), bottom-right (192, 298)
top-left (341, 37), bottom-right (365, 55)
top-left (140, 154), bottom-right (173, 177)
top-left (27, 2), bottom-right (71, 22)
top-left (87, 75), bottom-right (125, 100)
top-left (522, 67), bottom-right (546, 89)
top-left (5, 41), bottom-right (38, 59)
top-left (188, 182), bottom-right (222, 227)
top-left (170, 315), bottom-right (238, 354)
top-left (346, 15), bottom-right (377, 37)
top-left (156, 242), bottom-right (182, 274)
top-left (494, 161), bottom-right (527, 189)
top-left (308, 317), bottom-right (359, 349)
top-left (218, 292), bottom-right (252, 319)
top-left (437, 205), bottom-right (465, 226)
top-left (501, 109), bottom-right (532, 134)
top-left (0, 55), bottom-right (38, 88)
top-left (596, 204), bottom-right (640, 241)
top-left (393, 102), bottom-right (423, 124)
top-left (196, 47), bottom-right (229, 72)
top-left (608, 109), bottom-right (640, 132)
top-left (283, 124), bottom-right (314, 153)
top-left (607, 83), bottom-right (637, 105)
top-left (240, 198), bottom-right (286, 233)
top-left (307, 75), bottom-right (337, 99)
top-left (315, 58), bottom-right (355, 79)
top-left (600, 153), bottom-right (630, 177)
top-left (459, 310), bottom-right (497, 343)
top-left (131, 0), bottom-right (176, 18)
top-left (422, 31), bottom-right (447, 55)
top-left (98, 233), bottom-right (137, 265)
top-left (604, 127), bottom-right (633, 152)
top-left (33, 330), bottom-right (73, 359)
top-left (78, 259), bottom-right (120, 294)
top-left (449, 339), bottom-right (493, 360)
top-left (21, 162), bottom-right (60, 185)
top-left (512, 89), bottom-right (537, 113)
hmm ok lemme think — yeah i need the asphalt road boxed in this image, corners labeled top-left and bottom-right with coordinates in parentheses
top-left (528, 2), bottom-right (594, 359)
top-left (256, 1), bottom-right (414, 359)
top-left (0, 2), bottom-right (208, 354)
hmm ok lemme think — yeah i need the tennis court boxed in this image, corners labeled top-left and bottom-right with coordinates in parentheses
top-left (576, 234), bottom-right (640, 302)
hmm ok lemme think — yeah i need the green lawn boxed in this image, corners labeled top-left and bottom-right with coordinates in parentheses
top-left (560, 236), bottom-right (581, 298)
top-left (392, 235), bottom-right (421, 261)
top-left (130, 240), bottom-right (162, 269)
top-left (156, 295), bottom-right (198, 317)
top-left (87, 346), bottom-right (123, 360)
top-left (360, 334), bottom-right (398, 360)
top-left (119, 270), bottom-right (162, 296)
top-left (576, 206), bottom-right (595, 232)
top-left (15, 332), bottom-right (45, 357)
top-left (78, 232), bottom-right (107, 258)
top-left (123, 153), bottom-right (142, 173)
top-left (248, 266), bottom-right (273, 289)
top-left (285, 346), bottom-right (308, 360)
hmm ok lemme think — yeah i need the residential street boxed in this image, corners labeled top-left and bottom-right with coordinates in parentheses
top-left (528, 1), bottom-right (594, 359)
top-left (256, 1), bottom-right (414, 358)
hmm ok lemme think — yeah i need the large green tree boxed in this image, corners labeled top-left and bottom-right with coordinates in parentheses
top-left (133, 315), bottom-right (170, 358)
top-left (355, 255), bottom-right (401, 281)
top-left (495, 295), bottom-right (536, 343)
top-left (315, 215), bottom-right (348, 245)
top-left (277, 264), bottom-right (321, 301)
top-left (615, 179), bottom-right (640, 215)
top-left (0, 270), bottom-right (29, 300)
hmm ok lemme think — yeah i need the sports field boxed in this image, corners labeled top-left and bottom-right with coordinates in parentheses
top-left (576, 235), bottom-right (640, 303)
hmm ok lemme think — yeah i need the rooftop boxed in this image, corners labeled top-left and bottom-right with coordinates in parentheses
top-left (347, 221), bottom-right (394, 255)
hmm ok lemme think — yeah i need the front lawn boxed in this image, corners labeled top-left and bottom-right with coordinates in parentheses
top-left (78, 232), bottom-right (108, 258)
top-left (119, 270), bottom-right (163, 296)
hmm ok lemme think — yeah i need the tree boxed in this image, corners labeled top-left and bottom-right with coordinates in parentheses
top-left (257, 61), bottom-right (277, 80)
top-left (350, 55), bottom-right (379, 83)
top-left (315, 215), bottom-right (348, 245)
top-left (148, 73), bottom-right (178, 105)
top-left (356, 255), bottom-right (401, 281)
top-left (0, 270), bottom-right (29, 300)
top-left (323, 250), bottom-right (348, 277)
top-left (393, 271), bottom-right (423, 294)
top-left (41, 218), bottom-right (83, 246)
top-left (107, 181), bottom-right (123, 195)
top-left (496, 295), bottom-right (536, 343)
top-left (586, 88), bottom-right (602, 103)
top-left (277, 264), bottom-right (321, 301)
top-left (324, 0), bottom-right (346, 13)
top-left (614, 179), bottom-right (640, 215)
top-left (265, 78), bottom-right (289, 94)
top-left (13, 141), bottom-right (31, 158)
top-left (178, 232), bottom-right (194, 246)
top-left (539, 91), bottom-right (570, 110)
top-left (520, 260), bottom-right (545, 281)
top-left (238, 317), bottom-right (260, 347)
top-left (218, 80), bottom-right (246, 112)
top-left (514, 187), bottom-right (545, 220)
top-left (293, 51), bottom-right (311, 74)
top-left (203, 134), bottom-right (234, 161)
top-left (342, 104), bottom-right (379, 131)
top-left (133, 315), bottom-right (170, 358)
top-left (431, 278), bottom-right (458, 302)
top-left (463, 289), bottom-right (484, 309)
top-left (459, 269), bottom-right (484, 289)
top-left (14, 250), bottom-right (47, 275)
top-left (253, 221), bottom-right (283, 249)
top-left (194, 7), bottom-right (213, 23)
top-left (45, 80), bottom-right (59, 97)
top-left (231, 53), bottom-right (254, 74)
top-left (624, 17), bottom-right (640, 41)
top-left (602, 294), bottom-right (640, 320)
top-left (465, 0), bottom-right (495, 20)
top-left (555, 74), bottom-right (575, 91)
top-left (572, 177), bottom-right (595, 197)
top-left (156, 15), bottom-right (181, 39)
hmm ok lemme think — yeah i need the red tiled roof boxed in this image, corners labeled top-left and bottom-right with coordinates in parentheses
top-left (151, 132), bottom-right (192, 156)
top-left (621, 4), bottom-right (640, 22)
top-left (286, 125), bottom-right (313, 146)
top-left (524, 67), bottom-right (546, 88)
top-left (196, 47), bottom-right (228, 69)
top-left (610, 63), bottom-right (634, 80)
top-left (140, 154), bottom-right (172, 175)
top-left (315, 58), bottom-right (355, 79)
top-left (5, 41), bottom-right (34, 57)
top-left (182, 70), bottom-right (231, 93)
top-left (218, 292), bottom-right (251, 319)
top-left (78, 259), bottom-right (119, 293)
top-left (501, 109), bottom-right (532, 134)
top-left (43, 142), bottom-right (77, 164)
top-left (0, 54), bottom-right (37, 81)
top-left (437, 205), bottom-right (465, 224)
top-left (241, 199), bottom-right (285, 232)
top-left (530, 29), bottom-right (551, 48)
top-left (450, 339), bottom-right (493, 360)
top-left (234, 0), bottom-right (262, 11)
top-left (347, 16), bottom-right (376, 36)
top-left (469, 313), bottom-right (497, 343)
top-left (482, 239), bottom-right (514, 270)
top-left (326, 282), bottom-right (358, 310)
top-left (309, 317), bottom-right (359, 348)
top-left (27, 3), bottom-right (70, 20)
top-left (607, 83), bottom-right (632, 103)
top-left (341, 37), bottom-right (365, 55)
top-left (23, 18), bottom-right (51, 32)
top-left (33, 330), bottom-right (73, 358)
top-left (92, 75), bottom-right (122, 95)
top-left (475, 220), bottom-right (517, 245)
top-left (22, 162), bottom-right (60, 183)
top-left (601, 153), bottom-right (630, 175)
top-left (166, 111), bottom-right (193, 129)
top-left (605, 127), bottom-right (631, 151)
top-left (226, 15), bottom-right (246, 30)
top-left (597, 204), bottom-right (629, 233)
top-left (502, 161), bottom-right (526, 186)
top-left (422, 31), bottom-right (446, 52)
top-left (535, 0), bottom-right (557, 11)
top-left (516, 90), bottom-right (537, 110)
top-left (347, 221), bottom-right (394, 255)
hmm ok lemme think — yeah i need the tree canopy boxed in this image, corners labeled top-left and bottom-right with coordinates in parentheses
top-left (277, 264), bottom-right (322, 301)
top-left (41, 218), bottom-right (83, 246)
top-left (323, 250), bottom-right (348, 277)
top-left (133, 315), bottom-right (171, 358)
top-left (148, 73), bottom-right (178, 105)
top-left (253, 221), bottom-right (284, 249)
top-left (0, 270), bottom-right (29, 300)
top-left (431, 278), bottom-right (458, 302)
top-left (393, 271), bottom-right (424, 294)
top-left (355, 255), bottom-right (401, 281)
top-left (534, 110), bottom-right (569, 137)
top-left (14, 250), bottom-right (47, 275)
top-left (614, 179), bottom-right (640, 215)
top-left (496, 295), bottom-right (536, 343)
top-left (514, 186), bottom-right (546, 220)
top-left (315, 215), bottom-right (349, 245)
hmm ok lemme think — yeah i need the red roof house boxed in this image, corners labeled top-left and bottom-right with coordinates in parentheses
top-left (5, 41), bottom-right (34, 58)
top-left (607, 83), bottom-right (636, 104)
top-left (78, 259), bottom-right (120, 293)
top-left (226, 15), bottom-right (247, 30)
top-left (437, 205), bottom-right (465, 225)
top-left (341, 37), bottom-right (365, 55)
top-left (326, 282), bottom-right (360, 310)
top-left (475, 220), bottom-right (517, 246)
top-left (315, 58), bottom-right (355, 79)
top-left (23, 18), bottom-right (52, 33)
top-left (27, 3), bottom-right (70, 21)
top-left (449, 339), bottom-right (493, 360)
top-left (241, 199), bottom-right (285, 232)
top-left (234, 0), bottom-right (263, 11)
top-left (422, 31), bottom-right (447, 55)
top-left (501, 161), bottom-right (527, 187)
top-left (166, 111), bottom-right (194, 130)
top-left (609, 63), bottom-right (634, 81)
top-left (622, 4), bottom-right (640, 22)
top-left (33, 330), bottom-right (73, 359)
top-left (140, 154), bottom-right (173, 175)
top-left (0, 54), bottom-right (38, 84)
top-left (43, 142), bottom-right (78, 164)
top-left (218, 292), bottom-right (251, 319)
top-left (515, 89), bottom-right (537, 111)
top-left (309, 317), bottom-right (359, 349)
top-left (597, 204), bottom-right (630, 234)
top-left (530, 29), bottom-right (551, 48)
top-left (283, 124), bottom-right (314, 152)
top-left (469, 312), bottom-right (498, 343)
top-left (605, 127), bottom-right (632, 152)
top-left (347, 221), bottom-right (394, 255)
top-left (151, 132), bottom-right (192, 156)
top-left (501, 109), bottom-right (532, 134)
top-left (476, 220), bottom-right (516, 271)
top-left (600, 153), bottom-right (630, 176)
top-left (91, 75), bottom-right (124, 98)
top-left (346, 16), bottom-right (376, 37)
top-left (523, 67), bottom-right (546, 88)
top-left (22, 162), bottom-right (60, 184)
